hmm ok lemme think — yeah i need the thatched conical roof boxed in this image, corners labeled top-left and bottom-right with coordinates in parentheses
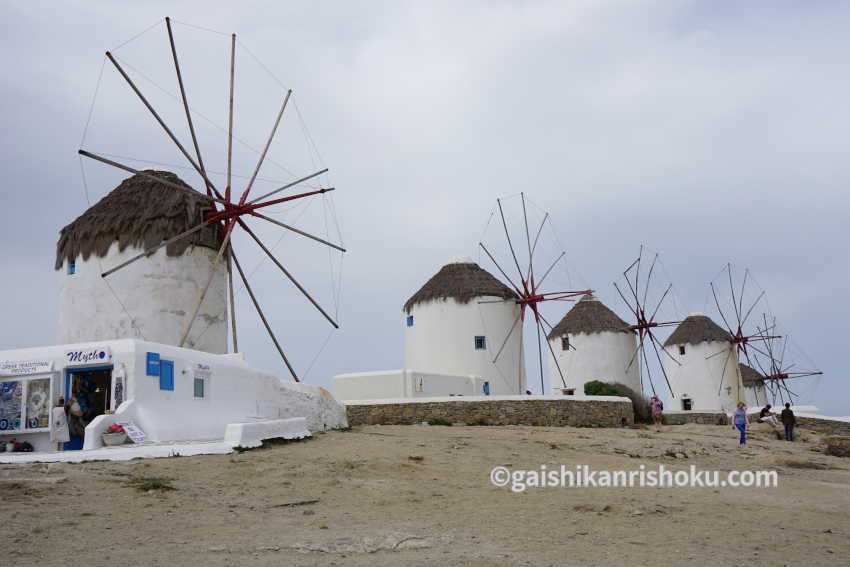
top-left (663, 313), bottom-right (732, 347)
top-left (55, 171), bottom-right (220, 270)
top-left (546, 294), bottom-right (632, 339)
top-left (739, 363), bottom-right (764, 387)
top-left (403, 259), bottom-right (517, 313)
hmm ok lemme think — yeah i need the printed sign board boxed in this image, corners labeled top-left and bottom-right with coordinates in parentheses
top-left (65, 347), bottom-right (111, 367)
top-left (116, 421), bottom-right (146, 444)
top-left (0, 360), bottom-right (53, 376)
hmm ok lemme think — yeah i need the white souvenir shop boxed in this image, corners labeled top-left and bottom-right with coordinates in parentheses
top-left (0, 339), bottom-right (347, 455)
top-left (0, 346), bottom-right (117, 452)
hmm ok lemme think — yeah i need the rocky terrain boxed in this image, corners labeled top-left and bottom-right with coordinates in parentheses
top-left (1, 422), bottom-right (848, 566)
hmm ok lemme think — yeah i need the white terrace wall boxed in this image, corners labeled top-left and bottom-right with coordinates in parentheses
top-left (548, 331), bottom-right (640, 395)
top-left (108, 340), bottom-right (346, 445)
top-left (404, 297), bottom-right (525, 395)
top-left (58, 243), bottom-right (228, 354)
top-left (332, 369), bottom-right (487, 402)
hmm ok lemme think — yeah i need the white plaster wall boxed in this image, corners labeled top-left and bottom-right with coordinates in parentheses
top-left (119, 341), bottom-right (346, 442)
top-left (662, 341), bottom-right (744, 412)
top-left (333, 370), bottom-right (409, 400)
top-left (0, 339), bottom-right (347, 452)
top-left (744, 383), bottom-right (768, 408)
top-left (547, 331), bottom-right (640, 395)
top-left (332, 369), bottom-right (486, 401)
top-left (58, 243), bottom-right (228, 354)
top-left (404, 297), bottom-right (525, 395)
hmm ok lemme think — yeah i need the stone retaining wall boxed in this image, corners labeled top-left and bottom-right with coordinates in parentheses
top-left (657, 412), bottom-right (849, 434)
top-left (662, 412), bottom-right (728, 426)
top-left (797, 417), bottom-right (850, 437)
top-left (345, 397), bottom-right (633, 427)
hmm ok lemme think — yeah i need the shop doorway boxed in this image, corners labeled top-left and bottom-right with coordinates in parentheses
top-left (64, 366), bottom-right (113, 450)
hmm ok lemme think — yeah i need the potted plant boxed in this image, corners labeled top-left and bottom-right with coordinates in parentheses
top-left (102, 423), bottom-right (128, 446)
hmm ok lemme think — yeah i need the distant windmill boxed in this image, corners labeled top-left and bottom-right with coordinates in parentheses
top-left (706, 264), bottom-right (780, 403)
top-left (750, 314), bottom-right (824, 405)
top-left (613, 246), bottom-right (682, 397)
top-left (478, 193), bottom-right (591, 394)
top-left (77, 18), bottom-right (345, 381)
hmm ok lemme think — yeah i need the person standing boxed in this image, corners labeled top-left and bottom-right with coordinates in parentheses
top-left (733, 402), bottom-right (749, 447)
top-left (780, 403), bottom-right (796, 441)
top-left (50, 397), bottom-right (70, 451)
top-left (650, 395), bottom-right (663, 432)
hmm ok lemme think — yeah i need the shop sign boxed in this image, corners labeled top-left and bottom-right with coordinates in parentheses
top-left (65, 347), bottom-right (112, 367)
top-left (116, 421), bottom-right (146, 444)
top-left (0, 360), bottom-right (53, 376)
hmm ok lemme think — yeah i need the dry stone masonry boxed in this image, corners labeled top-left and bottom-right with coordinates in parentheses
top-left (346, 397), bottom-right (633, 427)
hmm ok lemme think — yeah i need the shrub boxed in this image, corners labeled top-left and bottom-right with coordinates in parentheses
top-left (584, 380), bottom-right (652, 424)
top-left (427, 417), bottom-right (453, 426)
top-left (126, 476), bottom-right (175, 492)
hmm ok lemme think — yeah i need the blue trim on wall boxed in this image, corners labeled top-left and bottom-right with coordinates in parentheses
top-left (159, 360), bottom-right (174, 391)
top-left (146, 352), bottom-right (161, 376)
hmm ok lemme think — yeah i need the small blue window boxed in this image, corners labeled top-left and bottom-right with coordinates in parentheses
top-left (68, 260), bottom-right (76, 275)
top-left (159, 359), bottom-right (174, 391)
top-left (406, 315), bottom-right (414, 327)
top-left (474, 336), bottom-right (487, 350)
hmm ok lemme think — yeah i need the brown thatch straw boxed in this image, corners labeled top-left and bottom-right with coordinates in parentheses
top-left (404, 262), bottom-right (517, 313)
top-left (739, 363), bottom-right (764, 387)
top-left (663, 314), bottom-right (732, 346)
top-left (55, 171), bottom-right (220, 270)
top-left (546, 294), bottom-right (632, 339)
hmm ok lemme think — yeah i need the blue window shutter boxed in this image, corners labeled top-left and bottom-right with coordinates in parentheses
top-left (68, 261), bottom-right (76, 275)
top-left (406, 315), bottom-right (414, 327)
top-left (146, 352), bottom-right (161, 376)
top-left (159, 360), bottom-right (174, 391)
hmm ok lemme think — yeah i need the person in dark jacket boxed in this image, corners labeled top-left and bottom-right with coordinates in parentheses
top-left (780, 403), bottom-right (796, 441)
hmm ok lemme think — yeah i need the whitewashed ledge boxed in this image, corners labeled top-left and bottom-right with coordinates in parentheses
top-left (0, 439), bottom-right (234, 464)
top-left (0, 417), bottom-right (311, 464)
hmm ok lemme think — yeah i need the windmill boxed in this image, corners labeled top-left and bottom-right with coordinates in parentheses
top-left (477, 193), bottom-right (592, 394)
top-left (77, 17), bottom-right (345, 382)
top-left (750, 314), bottom-right (824, 405)
top-left (706, 264), bottom-right (781, 403)
top-left (612, 246), bottom-right (681, 397)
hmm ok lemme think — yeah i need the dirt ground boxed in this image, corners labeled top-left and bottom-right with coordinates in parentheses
top-left (1, 422), bottom-right (848, 567)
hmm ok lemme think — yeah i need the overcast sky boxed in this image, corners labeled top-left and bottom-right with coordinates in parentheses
top-left (1, 1), bottom-right (847, 415)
